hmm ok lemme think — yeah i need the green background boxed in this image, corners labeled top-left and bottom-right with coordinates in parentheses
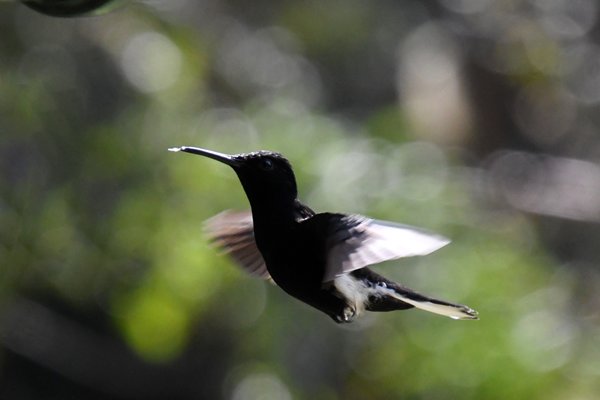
top-left (1, 1), bottom-right (599, 399)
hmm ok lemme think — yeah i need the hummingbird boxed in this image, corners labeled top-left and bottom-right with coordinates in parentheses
top-left (168, 146), bottom-right (478, 323)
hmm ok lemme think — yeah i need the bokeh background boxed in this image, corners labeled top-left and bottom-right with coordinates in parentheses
top-left (2, 0), bottom-right (600, 399)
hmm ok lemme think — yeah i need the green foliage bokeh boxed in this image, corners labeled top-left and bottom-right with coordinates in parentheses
top-left (1, 1), bottom-right (599, 399)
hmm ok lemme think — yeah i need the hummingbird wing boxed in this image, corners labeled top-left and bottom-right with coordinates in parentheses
top-left (308, 213), bottom-right (450, 282)
top-left (204, 210), bottom-right (272, 281)
top-left (204, 204), bottom-right (313, 281)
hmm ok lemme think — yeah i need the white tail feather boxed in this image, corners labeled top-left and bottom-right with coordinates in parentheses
top-left (388, 291), bottom-right (478, 320)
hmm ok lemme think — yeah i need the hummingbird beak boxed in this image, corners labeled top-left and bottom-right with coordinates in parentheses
top-left (168, 146), bottom-right (242, 167)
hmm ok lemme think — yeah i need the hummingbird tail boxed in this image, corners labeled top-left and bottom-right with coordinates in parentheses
top-left (385, 284), bottom-right (479, 320)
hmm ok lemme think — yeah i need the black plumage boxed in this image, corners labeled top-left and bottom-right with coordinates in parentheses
top-left (169, 146), bottom-right (478, 323)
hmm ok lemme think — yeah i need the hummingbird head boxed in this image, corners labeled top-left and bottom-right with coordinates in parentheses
top-left (169, 146), bottom-right (298, 209)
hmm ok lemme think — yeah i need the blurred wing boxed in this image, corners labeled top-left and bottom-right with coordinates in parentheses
top-left (317, 214), bottom-right (451, 282)
top-left (204, 210), bottom-right (272, 281)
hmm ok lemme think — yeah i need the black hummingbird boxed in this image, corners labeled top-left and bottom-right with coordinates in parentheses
top-left (168, 146), bottom-right (478, 323)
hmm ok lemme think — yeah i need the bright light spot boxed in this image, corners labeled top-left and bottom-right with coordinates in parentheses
top-left (398, 23), bottom-right (472, 143)
top-left (121, 31), bottom-right (182, 93)
top-left (317, 143), bottom-right (380, 211)
top-left (511, 309), bottom-right (575, 372)
top-left (390, 141), bottom-right (448, 202)
top-left (231, 373), bottom-right (292, 400)
top-left (401, 24), bottom-right (458, 87)
top-left (115, 288), bottom-right (189, 362)
top-left (488, 151), bottom-right (600, 222)
top-left (215, 24), bottom-right (322, 105)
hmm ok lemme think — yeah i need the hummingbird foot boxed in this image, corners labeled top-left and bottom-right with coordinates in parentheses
top-left (333, 305), bottom-right (357, 323)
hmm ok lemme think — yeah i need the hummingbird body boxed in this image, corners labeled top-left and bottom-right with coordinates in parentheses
top-left (169, 147), bottom-right (478, 323)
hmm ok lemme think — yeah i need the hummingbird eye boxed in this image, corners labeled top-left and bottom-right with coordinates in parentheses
top-left (260, 158), bottom-right (274, 171)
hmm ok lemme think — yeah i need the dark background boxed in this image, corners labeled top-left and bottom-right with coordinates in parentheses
top-left (1, 0), bottom-right (599, 399)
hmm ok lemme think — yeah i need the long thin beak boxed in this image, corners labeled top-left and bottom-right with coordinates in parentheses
top-left (168, 146), bottom-right (242, 167)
